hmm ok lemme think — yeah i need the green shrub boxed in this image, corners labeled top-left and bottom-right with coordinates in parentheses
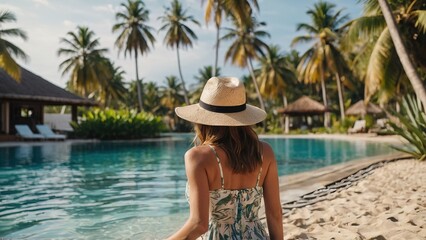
top-left (288, 129), bottom-right (310, 135)
top-left (364, 114), bottom-right (374, 129)
top-left (71, 108), bottom-right (166, 140)
top-left (388, 95), bottom-right (426, 161)
top-left (266, 113), bottom-right (284, 134)
top-left (312, 127), bottom-right (332, 134)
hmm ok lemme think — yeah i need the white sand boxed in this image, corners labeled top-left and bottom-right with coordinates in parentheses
top-left (283, 160), bottom-right (426, 240)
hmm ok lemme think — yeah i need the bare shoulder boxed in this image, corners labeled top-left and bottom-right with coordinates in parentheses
top-left (184, 145), bottom-right (214, 168)
top-left (260, 141), bottom-right (275, 163)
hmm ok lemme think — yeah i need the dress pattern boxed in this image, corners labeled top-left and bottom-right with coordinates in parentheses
top-left (187, 145), bottom-right (269, 240)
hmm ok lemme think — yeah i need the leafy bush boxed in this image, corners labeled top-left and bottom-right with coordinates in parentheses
top-left (388, 95), bottom-right (426, 161)
top-left (266, 112), bottom-right (284, 134)
top-left (364, 114), bottom-right (374, 129)
top-left (71, 108), bottom-right (166, 140)
top-left (330, 116), bottom-right (356, 133)
top-left (312, 127), bottom-right (332, 134)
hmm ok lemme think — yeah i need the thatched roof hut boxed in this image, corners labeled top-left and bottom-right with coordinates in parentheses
top-left (345, 100), bottom-right (382, 116)
top-left (0, 67), bottom-right (95, 105)
top-left (0, 66), bottom-right (96, 134)
top-left (277, 96), bottom-right (328, 116)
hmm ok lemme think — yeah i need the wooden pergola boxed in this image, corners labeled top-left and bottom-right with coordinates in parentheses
top-left (0, 66), bottom-right (97, 134)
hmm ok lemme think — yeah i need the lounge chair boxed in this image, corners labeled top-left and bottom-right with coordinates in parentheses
top-left (36, 124), bottom-right (66, 140)
top-left (348, 120), bottom-right (366, 134)
top-left (15, 124), bottom-right (45, 140)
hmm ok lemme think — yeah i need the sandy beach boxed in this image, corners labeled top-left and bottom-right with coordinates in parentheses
top-left (282, 159), bottom-right (426, 240)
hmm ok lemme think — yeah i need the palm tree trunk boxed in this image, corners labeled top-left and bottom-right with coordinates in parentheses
top-left (378, 0), bottom-right (426, 110)
top-left (283, 94), bottom-right (289, 134)
top-left (82, 57), bottom-right (87, 98)
top-left (213, 23), bottom-right (220, 76)
top-left (335, 73), bottom-right (345, 121)
top-left (320, 67), bottom-right (329, 127)
top-left (247, 58), bottom-right (266, 111)
top-left (135, 52), bottom-right (143, 112)
top-left (176, 46), bottom-right (190, 105)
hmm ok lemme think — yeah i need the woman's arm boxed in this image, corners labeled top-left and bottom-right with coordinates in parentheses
top-left (262, 142), bottom-right (283, 240)
top-left (166, 148), bottom-right (210, 240)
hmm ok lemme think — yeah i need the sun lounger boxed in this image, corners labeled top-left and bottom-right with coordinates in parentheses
top-left (36, 124), bottom-right (66, 140)
top-left (15, 124), bottom-right (45, 140)
top-left (348, 120), bottom-right (366, 134)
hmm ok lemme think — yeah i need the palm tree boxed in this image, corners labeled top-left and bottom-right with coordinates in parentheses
top-left (101, 62), bottom-right (127, 109)
top-left (160, 75), bottom-right (185, 130)
top-left (202, 0), bottom-right (259, 76)
top-left (158, 0), bottom-right (200, 105)
top-left (378, 0), bottom-right (426, 109)
top-left (221, 16), bottom-right (269, 111)
top-left (126, 79), bottom-right (143, 109)
top-left (143, 81), bottom-right (162, 114)
top-left (257, 45), bottom-right (298, 133)
top-left (58, 26), bottom-right (109, 97)
top-left (112, 0), bottom-right (156, 111)
top-left (292, 1), bottom-right (349, 125)
top-left (345, 0), bottom-right (426, 108)
top-left (0, 10), bottom-right (28, 81)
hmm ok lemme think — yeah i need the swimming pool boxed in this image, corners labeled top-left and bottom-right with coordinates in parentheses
top-left (0, 135), bottom-right (395, 239)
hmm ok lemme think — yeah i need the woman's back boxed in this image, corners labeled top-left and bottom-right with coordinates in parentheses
top-left (167, 77), bottom-right (282, 240)
top-left (187, 143), bottom-right (272, 239)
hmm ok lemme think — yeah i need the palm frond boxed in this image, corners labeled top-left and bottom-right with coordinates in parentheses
top-left (413, 10), bottom-right (426, 33)
top-left (364, 28), bottom-right (394, 103)
top-left (389, 95), bottom-right (426, 160)
top-left (0, 50), bottom-right (20, 81)
top-left (344, 15), bottom-right (386, 44)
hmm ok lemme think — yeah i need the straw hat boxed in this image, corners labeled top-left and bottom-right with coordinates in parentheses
top-left (175, 77), bottom-right (266, 126)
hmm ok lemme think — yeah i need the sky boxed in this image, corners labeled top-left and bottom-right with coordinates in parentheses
top-left (0, 0), bottom-right (363, 89)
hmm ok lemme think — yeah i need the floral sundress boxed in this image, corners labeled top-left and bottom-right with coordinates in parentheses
top-left (186, 145), bottom-right (269, 240)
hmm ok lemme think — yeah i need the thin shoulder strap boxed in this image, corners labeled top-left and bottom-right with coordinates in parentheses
top-left (208, 145), bottom-right (224, 189)
top-left (256, 153), bottom-right (264, 187)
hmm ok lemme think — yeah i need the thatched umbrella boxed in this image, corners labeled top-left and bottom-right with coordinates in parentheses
top-left (277, 96), bottom-right (328, 116)
top-left (345, 100), bottom-right (383, 116)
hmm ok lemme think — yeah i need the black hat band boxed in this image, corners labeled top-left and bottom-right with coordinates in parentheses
top-left (199, 100), bottom-right (246, 113)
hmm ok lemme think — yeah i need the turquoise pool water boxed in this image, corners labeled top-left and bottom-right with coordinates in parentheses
top-left (0, 135), bottom-right (395, 239)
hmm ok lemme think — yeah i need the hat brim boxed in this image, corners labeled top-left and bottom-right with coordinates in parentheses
top-left (175, 103), bottom-right (266, 126)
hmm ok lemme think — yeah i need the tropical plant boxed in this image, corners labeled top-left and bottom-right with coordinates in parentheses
top-left (377, 0), bottom-right (426, 110)
top-left (125, 79), bottom-right (143, 109)
top-left (292, 1), bottom-right (350, 125)
top-left (71, 108), bottom-right (165, 140)
top-left (143, 81), bottom-right (162, 114)
top-left (388, 95), bottom-right (426, 161)
top-left (160, 75), bottom-right (185, 131)
top-left (0, 10), bottom-right (28, 81)
top-left (161, 75), bottom-right (184, 111)
top-left (112, 0), bottom-right (156, 111)
top-left (202, 0), bottom-right (259, 76)
top-left (158, 0), bottom-right (200, 105)
top-left (100, 62), bottom-right (127, 109)
top-left (345, 0), bottom-right (426, 108)
top-left (58, 26), bottom-right (109, 97)
top-left (256, 44), bottom-right (298, 133)
top-left (221, 16), bottom-right (269, 111)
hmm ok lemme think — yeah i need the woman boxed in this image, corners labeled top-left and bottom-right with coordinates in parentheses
top-left (167, 77), bottom-right (283, 239)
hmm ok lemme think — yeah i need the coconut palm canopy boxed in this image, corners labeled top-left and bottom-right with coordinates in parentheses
top-left (277, 96), bottom-right (328, 115)
top-left (345, 100), bottom-right (382, 116)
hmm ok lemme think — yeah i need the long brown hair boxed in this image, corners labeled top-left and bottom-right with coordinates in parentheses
top-left (194, 124), bottom-right (262, 174)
